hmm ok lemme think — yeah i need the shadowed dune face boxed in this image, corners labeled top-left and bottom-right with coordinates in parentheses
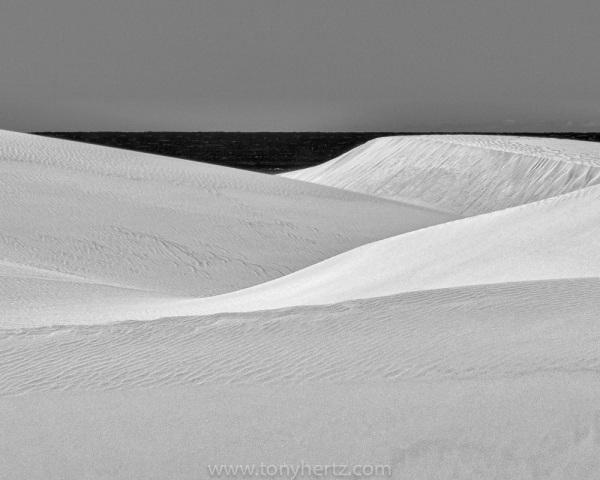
top-left (282, 135), bottom-right (600, 216)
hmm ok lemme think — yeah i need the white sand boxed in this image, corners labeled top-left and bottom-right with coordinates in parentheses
top-left (1, 132), bottom-right (600, 479)
top-left (3, 377), bottom-right (599, 480)
top-left (0, 130), bottom-right (455, 326)
top-left (2, 279), bottom-right (600, 478)
top-left (2, 278), bottom-right (600, 394)
top-left (158, 183), bottom-right (600, 315)
top-left (282, 134), bottom-right (600, 215)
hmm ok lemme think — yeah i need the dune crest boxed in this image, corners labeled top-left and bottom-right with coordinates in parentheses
top-left (1, 277), bottom-right (599, 395)
top-left (163, 182), bottom-right (600, 315)
top-left (282, 135), bottom-right (600, 215)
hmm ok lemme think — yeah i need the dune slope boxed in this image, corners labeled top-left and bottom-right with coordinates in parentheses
top-left (160, 183), bottom-right (600, 315)
top-left (0, 130), bottom-right (456, 326)
top-left (0, 260), bottom-right (186, 328)
top-left (1, 278), bottom-right (600, 478)
top-left (11, 163), bottom-right (599, 324)
top-left (281, 135), bottom-right (600, 216)
top-left (1, 277), bottom-right (599, 395)
top-left (2, 134), bottom-right (600, 479)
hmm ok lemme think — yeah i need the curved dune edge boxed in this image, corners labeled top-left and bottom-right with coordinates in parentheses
top-left (6, 177), bottom-right (598, 325)
top-left (1, 277), bottom-right (599, 396)
top-left (281, 135), bottom-right (600, 216)
top-left (2, 277), bottom-right (600, 478)
top-left (160, 182), bottom-right (600, 316)
top-left (0, 129), bottom-right (456, 325)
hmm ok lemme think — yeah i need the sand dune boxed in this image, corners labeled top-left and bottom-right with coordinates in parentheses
top-left (282, 135), bottom-right (600, 215)
top-left (2, 133), bottom-right (600, 478)
top-left (1, 277), bottom-right (599, 395)
top-left (0, 130), bottom-right (455, 325)
top-left (13, 177), bottom-right (600, 324)
top-left (1, 278), bottom-right (600, 478)
top-left (162, 182), bottom-right (600, 315)
top-left (0, 260), bottom-right (184, 328)
top-left (5, 132), bottom-right (600, 322)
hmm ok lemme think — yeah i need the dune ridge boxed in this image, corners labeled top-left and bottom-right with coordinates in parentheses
top-left (0, 130), bottom-right (456, 327)
top-left (1, 277), bottom-right (599, 396)
top-left (158, 181), bottom-right (600, 315)
top-left (5, 133), bottom-right (600, 324)
top-left (281, 134), bottom-right (600, 215)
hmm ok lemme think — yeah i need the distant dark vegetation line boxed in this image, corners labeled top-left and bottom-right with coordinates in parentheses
top-left (31, 132), bottom-right (600, 174)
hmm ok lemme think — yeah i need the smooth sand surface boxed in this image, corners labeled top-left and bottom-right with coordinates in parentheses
top-left (0, 130), bottom-right (455, 326)
top-left (12, 176), bottom-right (600, 323)
top-left (2, 133), bottom-right (600, 479)
top-left (160, 183), bottom-right (600, 315)
top-left (3, 377), bottom-right (599, 480)
top-left (282, 134), bottom-right (600, 215)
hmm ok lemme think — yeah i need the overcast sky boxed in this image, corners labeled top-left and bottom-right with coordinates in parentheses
top-left (2, 0), bottom-right (599, 132)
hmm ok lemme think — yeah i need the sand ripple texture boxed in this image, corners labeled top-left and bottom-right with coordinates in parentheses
top-left (0, 130), bottom-right (455, 302)
top-left (1, 278), bottom-right (599, 396)
top-left (165, 182), bottom-right (600, 315)
top-left (3, 134), bottom-right (600, 479)
top-left (282, 135), bottom-right (600, 216)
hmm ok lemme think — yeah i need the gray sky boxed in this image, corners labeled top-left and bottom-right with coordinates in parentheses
top-left (2, 0), bottom-right (599, 132)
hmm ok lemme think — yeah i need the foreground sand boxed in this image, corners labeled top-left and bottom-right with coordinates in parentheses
top-left (2, 279), bottom-right (600, 478)
top-left (3, 377), bottom-right (599, 479)
top-left (1, 132), bottom-right (600, 479)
